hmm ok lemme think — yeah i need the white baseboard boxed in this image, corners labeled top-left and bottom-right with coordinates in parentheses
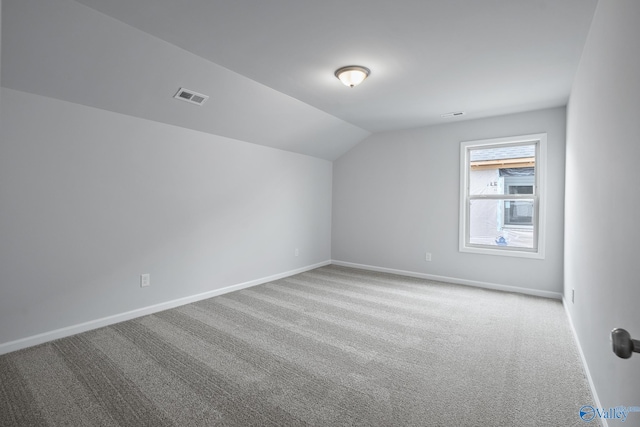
top-left (0, 260), bottom-right (331, 356)
top-left (562, 298), bottom-right (607, 427)
top-left (331, 260), bottom-right (563, 300)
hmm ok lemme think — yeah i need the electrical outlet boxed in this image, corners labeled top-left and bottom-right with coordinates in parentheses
top-left (295, 248), bottom-right (299, 257)
top-left (425, 252), bottom-right (432, 262)
top-left (140, 273), bottom-right (150, 288)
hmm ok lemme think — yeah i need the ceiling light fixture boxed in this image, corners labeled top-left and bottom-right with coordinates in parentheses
top-left (335, 65), bottom-right (370, 88)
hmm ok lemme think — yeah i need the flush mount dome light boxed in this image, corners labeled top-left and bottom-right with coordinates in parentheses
top-left (335, 65), bottom-right (370, 88)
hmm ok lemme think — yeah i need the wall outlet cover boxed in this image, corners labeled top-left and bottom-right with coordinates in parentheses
top-left (140, 274), bottom-right (151, 288)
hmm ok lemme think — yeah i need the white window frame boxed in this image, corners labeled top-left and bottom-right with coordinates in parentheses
top-left (459, 133), bottom-right (547, 259)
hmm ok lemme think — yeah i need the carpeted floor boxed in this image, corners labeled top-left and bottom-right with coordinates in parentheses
top-left (0, 265), bottom-right (599, 426)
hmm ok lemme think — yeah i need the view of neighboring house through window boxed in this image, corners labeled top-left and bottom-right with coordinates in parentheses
top-left (459, 134), bottom-right (546, 258)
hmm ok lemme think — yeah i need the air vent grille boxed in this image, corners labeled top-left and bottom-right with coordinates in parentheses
top-left (441, 111), bottom-right (466, 118)
top-left (174, 88), bottom-right (209, 106)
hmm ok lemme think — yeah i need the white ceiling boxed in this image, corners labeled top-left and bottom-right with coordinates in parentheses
top-left (2, 0), bottom-right (598, 160)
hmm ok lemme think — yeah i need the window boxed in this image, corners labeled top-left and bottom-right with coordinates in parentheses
top-left (502, 172), bottom-right (535, 227)
top-left (459, 134), bottom-right (546, 258)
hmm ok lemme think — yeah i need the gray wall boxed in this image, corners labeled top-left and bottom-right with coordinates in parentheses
top-left (565, 0), bottom-right (640, 408)
top-left (0, 88), bottom-right (332, 345)
top-left (1, 0), bottom-right (2, 89)
top-left (332, 107), bottom-right (566, 295)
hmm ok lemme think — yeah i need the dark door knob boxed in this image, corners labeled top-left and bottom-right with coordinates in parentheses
top-left (611, 328), bottom-right (640, 359)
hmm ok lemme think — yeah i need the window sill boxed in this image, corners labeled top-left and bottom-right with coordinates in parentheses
top-left (460, 244), bottom-right (545, 259)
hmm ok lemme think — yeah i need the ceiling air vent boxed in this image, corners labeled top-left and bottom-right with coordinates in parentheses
top-left (174, 88), bottom-right (209, 106)
top-left (441, 111), bottom-right (466, 118)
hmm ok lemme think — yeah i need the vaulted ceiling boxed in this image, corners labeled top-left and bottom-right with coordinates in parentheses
top-left (2, 0), bottom-right (598, 160)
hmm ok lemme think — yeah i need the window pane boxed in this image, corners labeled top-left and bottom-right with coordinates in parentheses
top-left (469, 145), bottom-right (535, 196)
top-left (469, 199), bottom-right (535, 249)
top-left (504, 200), bottom-right (533, 225)
top-left (469, 168), bottom-right (501, 195)
top-left (508, 186), bottom-right (533, 195)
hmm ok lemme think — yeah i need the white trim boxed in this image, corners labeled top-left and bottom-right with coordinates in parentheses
top-left (331, 260), bottom-right (562, 300)
top-left (459, 133), bottom-right (547, 259)
top-left (562, 298), bottom-right (607, 427)
top-left (0, 260), bottom-right (331, 355)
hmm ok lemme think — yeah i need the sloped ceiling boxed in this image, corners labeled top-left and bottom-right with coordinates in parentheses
top-left (1, 0), bottom-right (598, 160)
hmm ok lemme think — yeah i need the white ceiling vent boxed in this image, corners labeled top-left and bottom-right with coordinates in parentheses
top-left (174, 88), bottom-right (209, 106)
top-left (441, 111), bottom-right (466, 118)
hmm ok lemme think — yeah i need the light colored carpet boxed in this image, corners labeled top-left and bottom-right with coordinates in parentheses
top-left (0, 265), bottom-right (598, 426)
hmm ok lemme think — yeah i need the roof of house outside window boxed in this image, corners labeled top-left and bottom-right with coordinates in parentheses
top-left (470, 145), bottom-right (535, 162)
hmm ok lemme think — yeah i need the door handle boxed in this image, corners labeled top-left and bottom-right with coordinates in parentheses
top-left (611, 328), bottom-right (640, 359)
